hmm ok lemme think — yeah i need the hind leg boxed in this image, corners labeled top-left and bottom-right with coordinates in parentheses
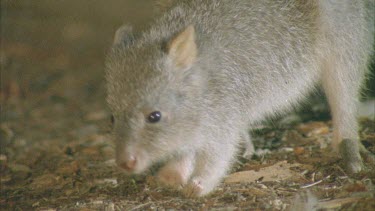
top-left (241, 131), bottom-right (255, 159)
top-left (322, 55), bottom-right (366, 173)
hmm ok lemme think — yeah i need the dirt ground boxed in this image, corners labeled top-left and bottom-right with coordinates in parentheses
top-left (1, 1), bottom-right (375, 210)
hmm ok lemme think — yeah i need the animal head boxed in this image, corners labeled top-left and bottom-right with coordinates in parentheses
top-left (106, 25), bottom-right (205, 173)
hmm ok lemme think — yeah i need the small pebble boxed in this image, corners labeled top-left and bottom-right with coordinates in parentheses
top-left (294, 147), bottom-right (305, 155)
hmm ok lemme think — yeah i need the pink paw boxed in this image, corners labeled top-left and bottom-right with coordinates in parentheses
top-left (157, 167), bottom-right (186, 188)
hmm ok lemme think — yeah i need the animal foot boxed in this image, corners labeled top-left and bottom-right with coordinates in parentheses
top-left (182, 179), bottom-right (204, 197)
top-left (339, 138), bottom-right (363, 173)
top-left (157, 166), bottom-right (186, 189)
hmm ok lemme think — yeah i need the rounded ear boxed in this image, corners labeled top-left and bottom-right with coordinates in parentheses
top-left (113, 25), bottom-right (134, 46)
top-left (155, 0), bottom-right (175, 13)
top-left (166, 25), bottom-right (197, 69)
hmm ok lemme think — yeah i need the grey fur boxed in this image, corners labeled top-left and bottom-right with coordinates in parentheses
top-left (106, 0), bottom-right (375, 196)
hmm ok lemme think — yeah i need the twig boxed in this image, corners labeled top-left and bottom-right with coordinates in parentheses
top-left (301, 180), bottom-right (323, 188)
top-left (317, 197), bottom-right (361, 209)
top-left (130, 202), bottom-right (152, 211)
top-left (301, 175), bottom-right (331, 188)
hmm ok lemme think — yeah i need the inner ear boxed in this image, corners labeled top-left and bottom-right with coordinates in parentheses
top-left (166, 25), bottom-right (197, 69)
top-left (113, 25), bottom-right (134, 46)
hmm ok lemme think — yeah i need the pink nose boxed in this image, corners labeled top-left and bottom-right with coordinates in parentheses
top-left (118, 156), bottom-right (137, 171)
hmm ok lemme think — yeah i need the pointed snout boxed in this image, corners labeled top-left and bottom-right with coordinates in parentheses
top-left (115, 143), bottom-right (149, 174)
top-left (117, 155), bottom-right (137, 171)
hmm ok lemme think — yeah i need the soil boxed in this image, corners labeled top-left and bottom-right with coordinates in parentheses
top-left (1, 1), bottom-right (375, 210)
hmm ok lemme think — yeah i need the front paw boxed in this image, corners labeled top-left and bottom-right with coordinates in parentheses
top-left (182, 179), bottom-right (204, 197)
top-left (156, 166), bottom-right (188, 189)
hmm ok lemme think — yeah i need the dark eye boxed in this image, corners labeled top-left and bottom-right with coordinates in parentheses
top-left (147, 111), bottom-right (162, 123)
top-left (110, 115), bottom-right (115, 124)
